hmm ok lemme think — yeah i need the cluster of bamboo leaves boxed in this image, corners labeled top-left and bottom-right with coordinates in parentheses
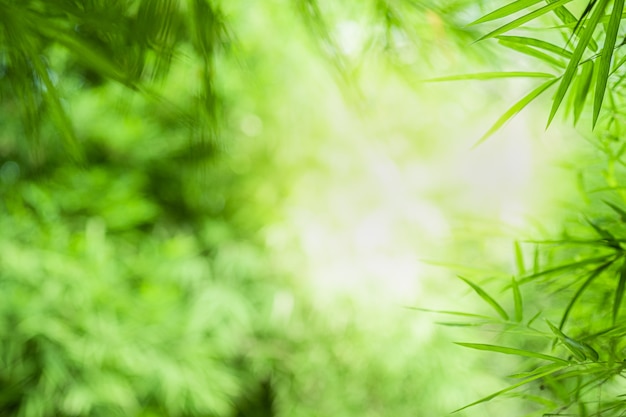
top-left (419, 1), bottom-right (626, 414)
top-left (431, 0), bottom-right (626, 145)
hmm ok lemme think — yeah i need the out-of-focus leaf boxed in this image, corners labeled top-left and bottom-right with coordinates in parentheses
top-left (425, 72), bottom-right (556, 82)
top-left (455, 342), bottom-right (569, 364)
top-left (452, 363), bottom-right (567, 413)
top-left (613, 259), bottom-right (626, 324)
top-left (512, 276), bottom-right (524, 322)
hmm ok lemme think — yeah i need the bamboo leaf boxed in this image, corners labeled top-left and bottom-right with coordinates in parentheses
top-left (613, 259), bottom-right (626, 324)
top-left (548, 0), bottom-right (610, 127)
top-left (425, 72), bottom-right (556, 82)
top-left (470, 0), bottom-right (547, 25)
top-left (478, 0), bottom-right (574, 41)
top-left (512, 276), bottom-right (524, 322)
top-left (593, 0), bottom-right (624, 126)
top-left (475, 77), bottom-right (558, 146)
top-left (573, 60), bottom-right (594, 123)
top-left (496, 35), bottom-right (573, 58)
top-left (498, 39), bottom-right (566, 67)
top-left (452, 364), bottom-right (567, 413)
top-left (514, 241), bottom-right (525, 275)
top-left (604, 200), bottom-right (626, 222)
top-left (546, 320), bottom-right (599, 361)
top-left (560, 259), bottom-right (614, 328)
top-left (547, 0), bottom-right (599, 51)
top-left (456, 275), bottom-right (509, 320)
top-left (455, 342), bottom-right (569, 364)
top-left (517, 255), bottom-right (614, 286)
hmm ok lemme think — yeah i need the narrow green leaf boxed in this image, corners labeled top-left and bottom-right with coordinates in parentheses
top-left (470, 0), bottom-right (545, 25)
top-left (517, 255), bottom-right (613, 286)
top-left (593, 0), bottom-right (624, 126)
top-left (508, 362), bottom-right (566, 379)
top-left (405, 307), bottom-right (494, 321)
top-left (424, 72), bottom-right (556, 82)
top-left (573, 60), bottom-right (594, 123)
top-left (452, 364), bottom-right (567, 413)
top-left (457, 275), bottom-right (509, 320)
top-left (560, 259), bottom-right (614, 328)
top-left (455, 342), bottom-right (569, 364)
top-left (475, 78), bottom-right (558, 147)
top-left (613, 259), bottom-right (626, 324)
top-left (498, 39), bottom-right (566, 67)
top-left (512, 276), bottom-right (524, 322)
top-left (29, 55), bottom-right (82, 161)
top-left (496, 35), bottom-right (573, 58)
top-left (585, 216), bottom-right (618, 244)
top-left (548, 0), bottom-right (610, 127)
top-left (546, 320), bottom-right (588, 361)
top-left (514, 241), bottom-right (525, 275)
top-left (478, 0), bottom-right (574, 41)
top-left (546, 0), bottom-right (598, 51)
top-left (604, 200), bottom-right (626, 222)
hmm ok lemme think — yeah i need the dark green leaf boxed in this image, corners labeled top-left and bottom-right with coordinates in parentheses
top-left (604, 200), bottom-right (626, 222)
top-left (613, 259), bottom-right (626, 324)
top-left (559, 259), bottom-right (614, 328)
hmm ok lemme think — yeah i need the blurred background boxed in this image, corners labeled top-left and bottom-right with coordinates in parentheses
top-left (0, 1), bottom-right (590, 416)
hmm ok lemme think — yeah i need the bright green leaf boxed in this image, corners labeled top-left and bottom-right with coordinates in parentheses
top-left (456, 275), bottom-right (509, 320)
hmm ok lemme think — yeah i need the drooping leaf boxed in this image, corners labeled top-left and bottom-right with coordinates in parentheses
top-left (593, 0), bottom-right (624, 126)
top-left (475, 77), bottom-right (558, 146)
top-left (455, 342), bottom-right (569, 364)
top-left (604, 200), bottom-right (626, 222)
top-left (512, 276), bottom-right (524, 322)
top-left (456, 276), bottom-right (509, 320)
top-left (548, 0), bottom-right (610, 127)
top-left (559, 259), bottom-right (615, 328)
top-left (613, 259), bottom-right (626, 324)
